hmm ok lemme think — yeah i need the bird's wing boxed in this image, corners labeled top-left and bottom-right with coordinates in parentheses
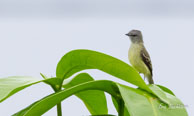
top-left (140, 48), bottom-right (153, 76)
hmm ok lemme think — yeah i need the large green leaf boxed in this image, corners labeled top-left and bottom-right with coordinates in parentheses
top-left (13, 80), bottom-right (119, 116)
top-left (0, 76), bottom-right (61, 102)
top-left (117, 84), bottom-right (188, 116)
top-left (63, 73), bottom-right (108, 115)
top-left (13, 79), bottom-right (187, 116)
top-left (56, 49), bottom-right (150, 91)
top-left (56, 49), bottom-right (171, 105)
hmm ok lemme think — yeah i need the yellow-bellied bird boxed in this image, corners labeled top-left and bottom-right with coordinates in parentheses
top-left (126, 30), bottom-right (154, 84)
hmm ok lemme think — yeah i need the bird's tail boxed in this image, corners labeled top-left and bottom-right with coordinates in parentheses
top-left (148, 77), bottom-right (154, 84)
top-left (147, 74), bottom-right (154, 84)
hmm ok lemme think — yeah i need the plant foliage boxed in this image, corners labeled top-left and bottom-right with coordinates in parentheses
top-left (0, 49), bottom-right (188, 116)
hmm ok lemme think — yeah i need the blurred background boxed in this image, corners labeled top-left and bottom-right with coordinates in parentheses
top-left (0, 0), bottom-right (193, 115)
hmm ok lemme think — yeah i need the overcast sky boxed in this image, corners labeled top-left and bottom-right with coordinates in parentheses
top-left (0, 0), bottom-right (194, 18)
top-left (0, 0), bottom-right (193, 116)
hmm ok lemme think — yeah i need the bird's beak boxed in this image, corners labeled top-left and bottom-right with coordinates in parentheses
top-left (125, 33), bottom-right (129, 36)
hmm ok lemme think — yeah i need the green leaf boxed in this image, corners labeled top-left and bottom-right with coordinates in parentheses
top-left (13, 80), bottom-right (119, 116)
top-left (111, 97), bottom-right (130, 116)
top-left (43, 77), bottom-right (62, 92)
top-left (56, 49), bottom-right (150, 92)
top-left (0, 76), bottom-right (61, 102)
top-left (148, 85), bottom-right (171, 105)
top-left (63, 73), bottom-right (108, 115)
top-left (40, 73), bottom-right (47, 79)
top-left (156, 85), bottom-right (175, 96)
top-left (56, 49), bottom-right (171, 105)
top-left (12, 79), bottom-right (187, 116)
top-left (0, 76), bottom-right (41, 102)
top-left (117, 84), bottom-right (188, 116)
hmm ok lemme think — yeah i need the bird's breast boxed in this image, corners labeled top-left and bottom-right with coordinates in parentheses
top-left (128, 44), bottom-right (142, 63)
top-left (128, 44), bottom-right (148, 74)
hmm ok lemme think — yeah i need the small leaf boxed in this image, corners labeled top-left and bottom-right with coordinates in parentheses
top-left (44, 78), bottom-right (62, 91)
top-left (148, 84), bottom-right (171, 105)
top-left (40, 73), bottom-right (47, 79)
top-left (0, 76), bottom-right (41, 102)
top-left (63, 73), bottom-right (108, 115)
top-left (156, 84), bottom-right (175, 96)
top-left (0, 76), bottom-right (62, 102)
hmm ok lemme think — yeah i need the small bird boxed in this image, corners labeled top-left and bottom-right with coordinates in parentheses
top-left (126, 30), bottom-right (154, 84)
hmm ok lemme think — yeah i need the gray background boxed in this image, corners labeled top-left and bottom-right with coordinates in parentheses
top-left (0, 0), bottom-right (193, 115)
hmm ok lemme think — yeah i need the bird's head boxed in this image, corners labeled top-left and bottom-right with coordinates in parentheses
top-left (125, 30), bottom-right (143, 43)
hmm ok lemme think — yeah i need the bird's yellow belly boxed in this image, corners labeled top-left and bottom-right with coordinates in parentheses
top-left (128, 45), bottom-right (149, 75)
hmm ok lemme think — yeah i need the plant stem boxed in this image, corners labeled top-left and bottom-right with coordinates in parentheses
top-left (57, 102), bottom-right (62, 116)
top-left (52, 84), bottom-right (63, 116)
top-left (118, 99), bottom-right (124, 116)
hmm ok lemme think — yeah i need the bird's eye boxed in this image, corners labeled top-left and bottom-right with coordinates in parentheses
top-left (131, 35), bottom-right (137, 37)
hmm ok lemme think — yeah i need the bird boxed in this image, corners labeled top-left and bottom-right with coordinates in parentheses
top-left (125, 29), bottom-right (154, 84)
